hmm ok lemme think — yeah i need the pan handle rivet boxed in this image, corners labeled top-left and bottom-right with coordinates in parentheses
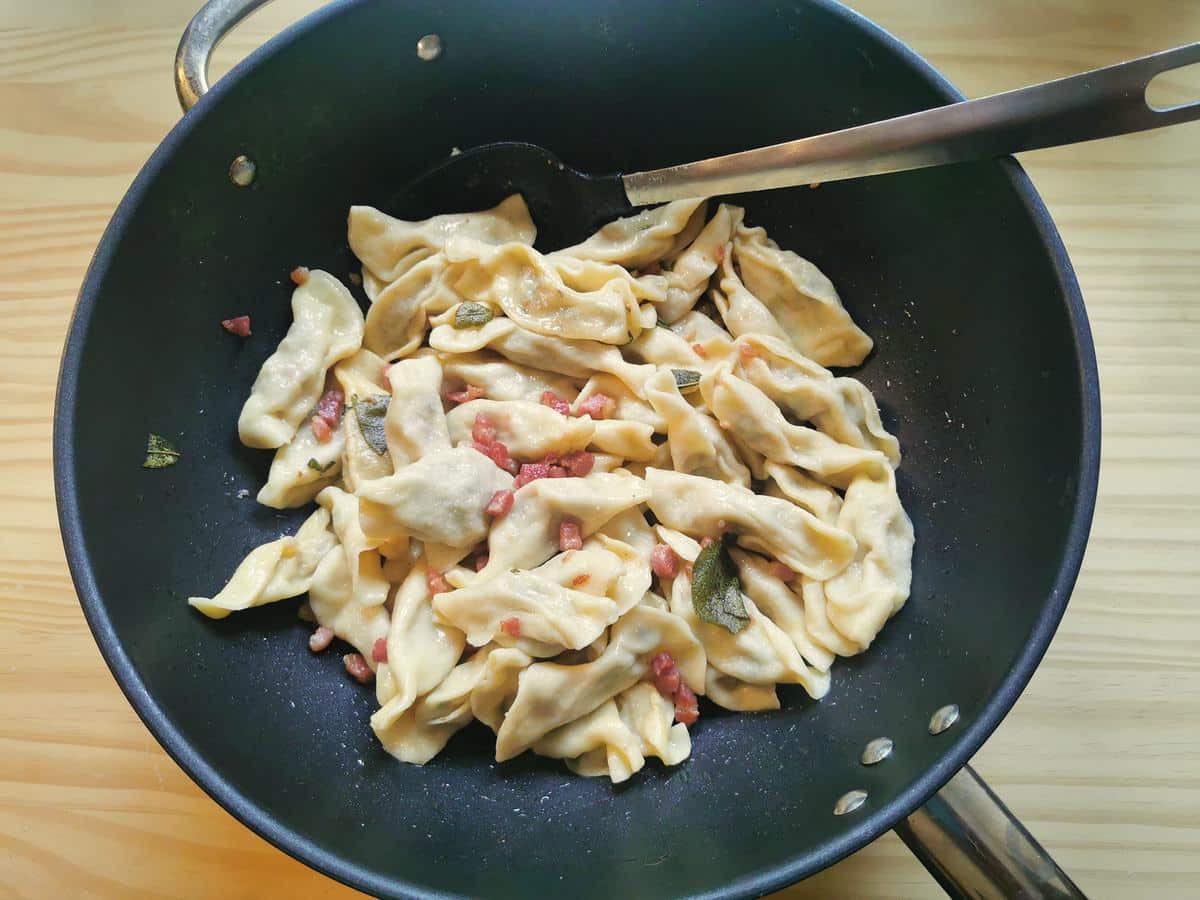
top-left (929, 704), bottom-right (960, 735)
top-left (833, 789), bottom-right (868, 816)
top-left (416, 34), bottom-right (442, 61)
top-left (228, 155), bottom-right (256, 187)
top-left (861, 737), bottom-right (894, 765)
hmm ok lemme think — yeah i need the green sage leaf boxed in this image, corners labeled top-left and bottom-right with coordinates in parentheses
top-left (352, 394), bottom-right (390, 456)
top-left (671, 368), bottom-right (701, 393)
top-left (453, 302), bottom-right (494, 329)
top-left (142, 433), bottom-right (181, 469)
top-left (691, 535), bottom-right (748, 634)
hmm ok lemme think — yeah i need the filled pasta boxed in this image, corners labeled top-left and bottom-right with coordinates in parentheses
top-left (440, 352), bottom-right (580, 405)
top-left (349, 194), bottom-right (535, 286)
top-left (433, 538), bottom-right (640, 655)
top-left (357, 446), bottom-right (513, 547)
top-left (191, 195), bottom-right (912, 784)
top-left (701, 365), bottom-right (890, 489)
top-left (732, 221), bottom-right (873, 367)
top-left (316, 485), bottom-right (389, 608)
top-left (644, 468), bottom-right (856, 580)
top-left (550, 199), bottom-right (706, 268)
top-left (306, 547), bottom-right (390, 664)
top-left (533, 699), bottom-right (647, 783)
top-left (372, 561), bottom-right (466, 726)
top-left (479, 472), bottom-right (650, 576)
top-left (333, 350), bottom-right (394, 491)
top-left (373, 643), bottom-right (496, 764)
top-left (734, 333), bottom-right (899, 463)
top-left (256, 416), bottom-right (345, 509)
top-left (384, 355), bottom-right (451, 467)
top-left (238, 270), bottom-right (363, 448)
top-left (668, 575), bottom-right (829, 699)
top-left (189, 508), bottom-right (336, 618)
top-left (821, 469), bottom-right (914, 652)
top-left (656, 203), bottom-right (742, 323)
top-left (362, 254), bottom-right (458, 359)
top-left (444, 239), bottom-right (646, 345)
top-left (643, 368), bottom-right (751, 486)
top-left (494, 604), bottom-right (705, 761)
top-left (446, 399), bottom-right (594, 459)
top-left (429, 317), bottom-right (654, 393)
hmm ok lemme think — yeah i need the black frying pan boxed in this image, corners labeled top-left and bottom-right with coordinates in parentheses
top-left (53, 1), bottom-right (1100, 897)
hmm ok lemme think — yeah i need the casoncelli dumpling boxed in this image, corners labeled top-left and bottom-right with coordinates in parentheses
top-left (189, 194), bottom-right (912, 782)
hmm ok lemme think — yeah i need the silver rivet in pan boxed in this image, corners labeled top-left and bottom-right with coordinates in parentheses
top-left (860, 737), bottom-right (894, 766)
top-left (228, 155), bottom-right (256, 187)
top-left (929, 704), bottom-right (960, 735)
top-left (833, 789), bottom-right (868, 816)
top-left (416, 34), bottom-right (442, 61)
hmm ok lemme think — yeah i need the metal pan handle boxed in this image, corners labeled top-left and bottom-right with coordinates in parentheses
top-left (175, 0), bottom-right (276, 112)
top-left (623, 42), bottom-right (1200, 203)
top-left (895, 765), bottom-right (1088, 899)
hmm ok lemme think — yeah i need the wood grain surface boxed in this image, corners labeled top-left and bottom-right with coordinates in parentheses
top-left (1, 1), bottom-right (1197, 896)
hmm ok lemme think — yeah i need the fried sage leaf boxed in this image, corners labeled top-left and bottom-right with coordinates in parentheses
top-left (143, 433), bottom-right (181, 469)
top-left (352, 394), bottom-right (390, 456)
top-left (691, 534), bottom-right (748, 633)
top-left (453, 302), bottom-right (495, 329)
top-left (671, 368), bottom-right (701, 393)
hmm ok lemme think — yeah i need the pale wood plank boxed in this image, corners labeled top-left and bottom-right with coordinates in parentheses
top-left (1, 1), bottom-right (1197, 897)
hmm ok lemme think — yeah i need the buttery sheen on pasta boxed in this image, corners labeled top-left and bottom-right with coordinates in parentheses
top-left (189, 195), bottom-right (913, 783)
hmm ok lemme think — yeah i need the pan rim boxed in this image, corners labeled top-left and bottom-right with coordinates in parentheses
top-left (52, 1), bottom-right (1102, 897)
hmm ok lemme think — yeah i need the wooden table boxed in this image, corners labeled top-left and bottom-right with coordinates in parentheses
top-left (2, 1), bottom-right (1197, 896)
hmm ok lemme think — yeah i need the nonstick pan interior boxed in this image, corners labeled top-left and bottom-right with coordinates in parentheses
top-left (54, 1), bottom-right (1099, 897)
